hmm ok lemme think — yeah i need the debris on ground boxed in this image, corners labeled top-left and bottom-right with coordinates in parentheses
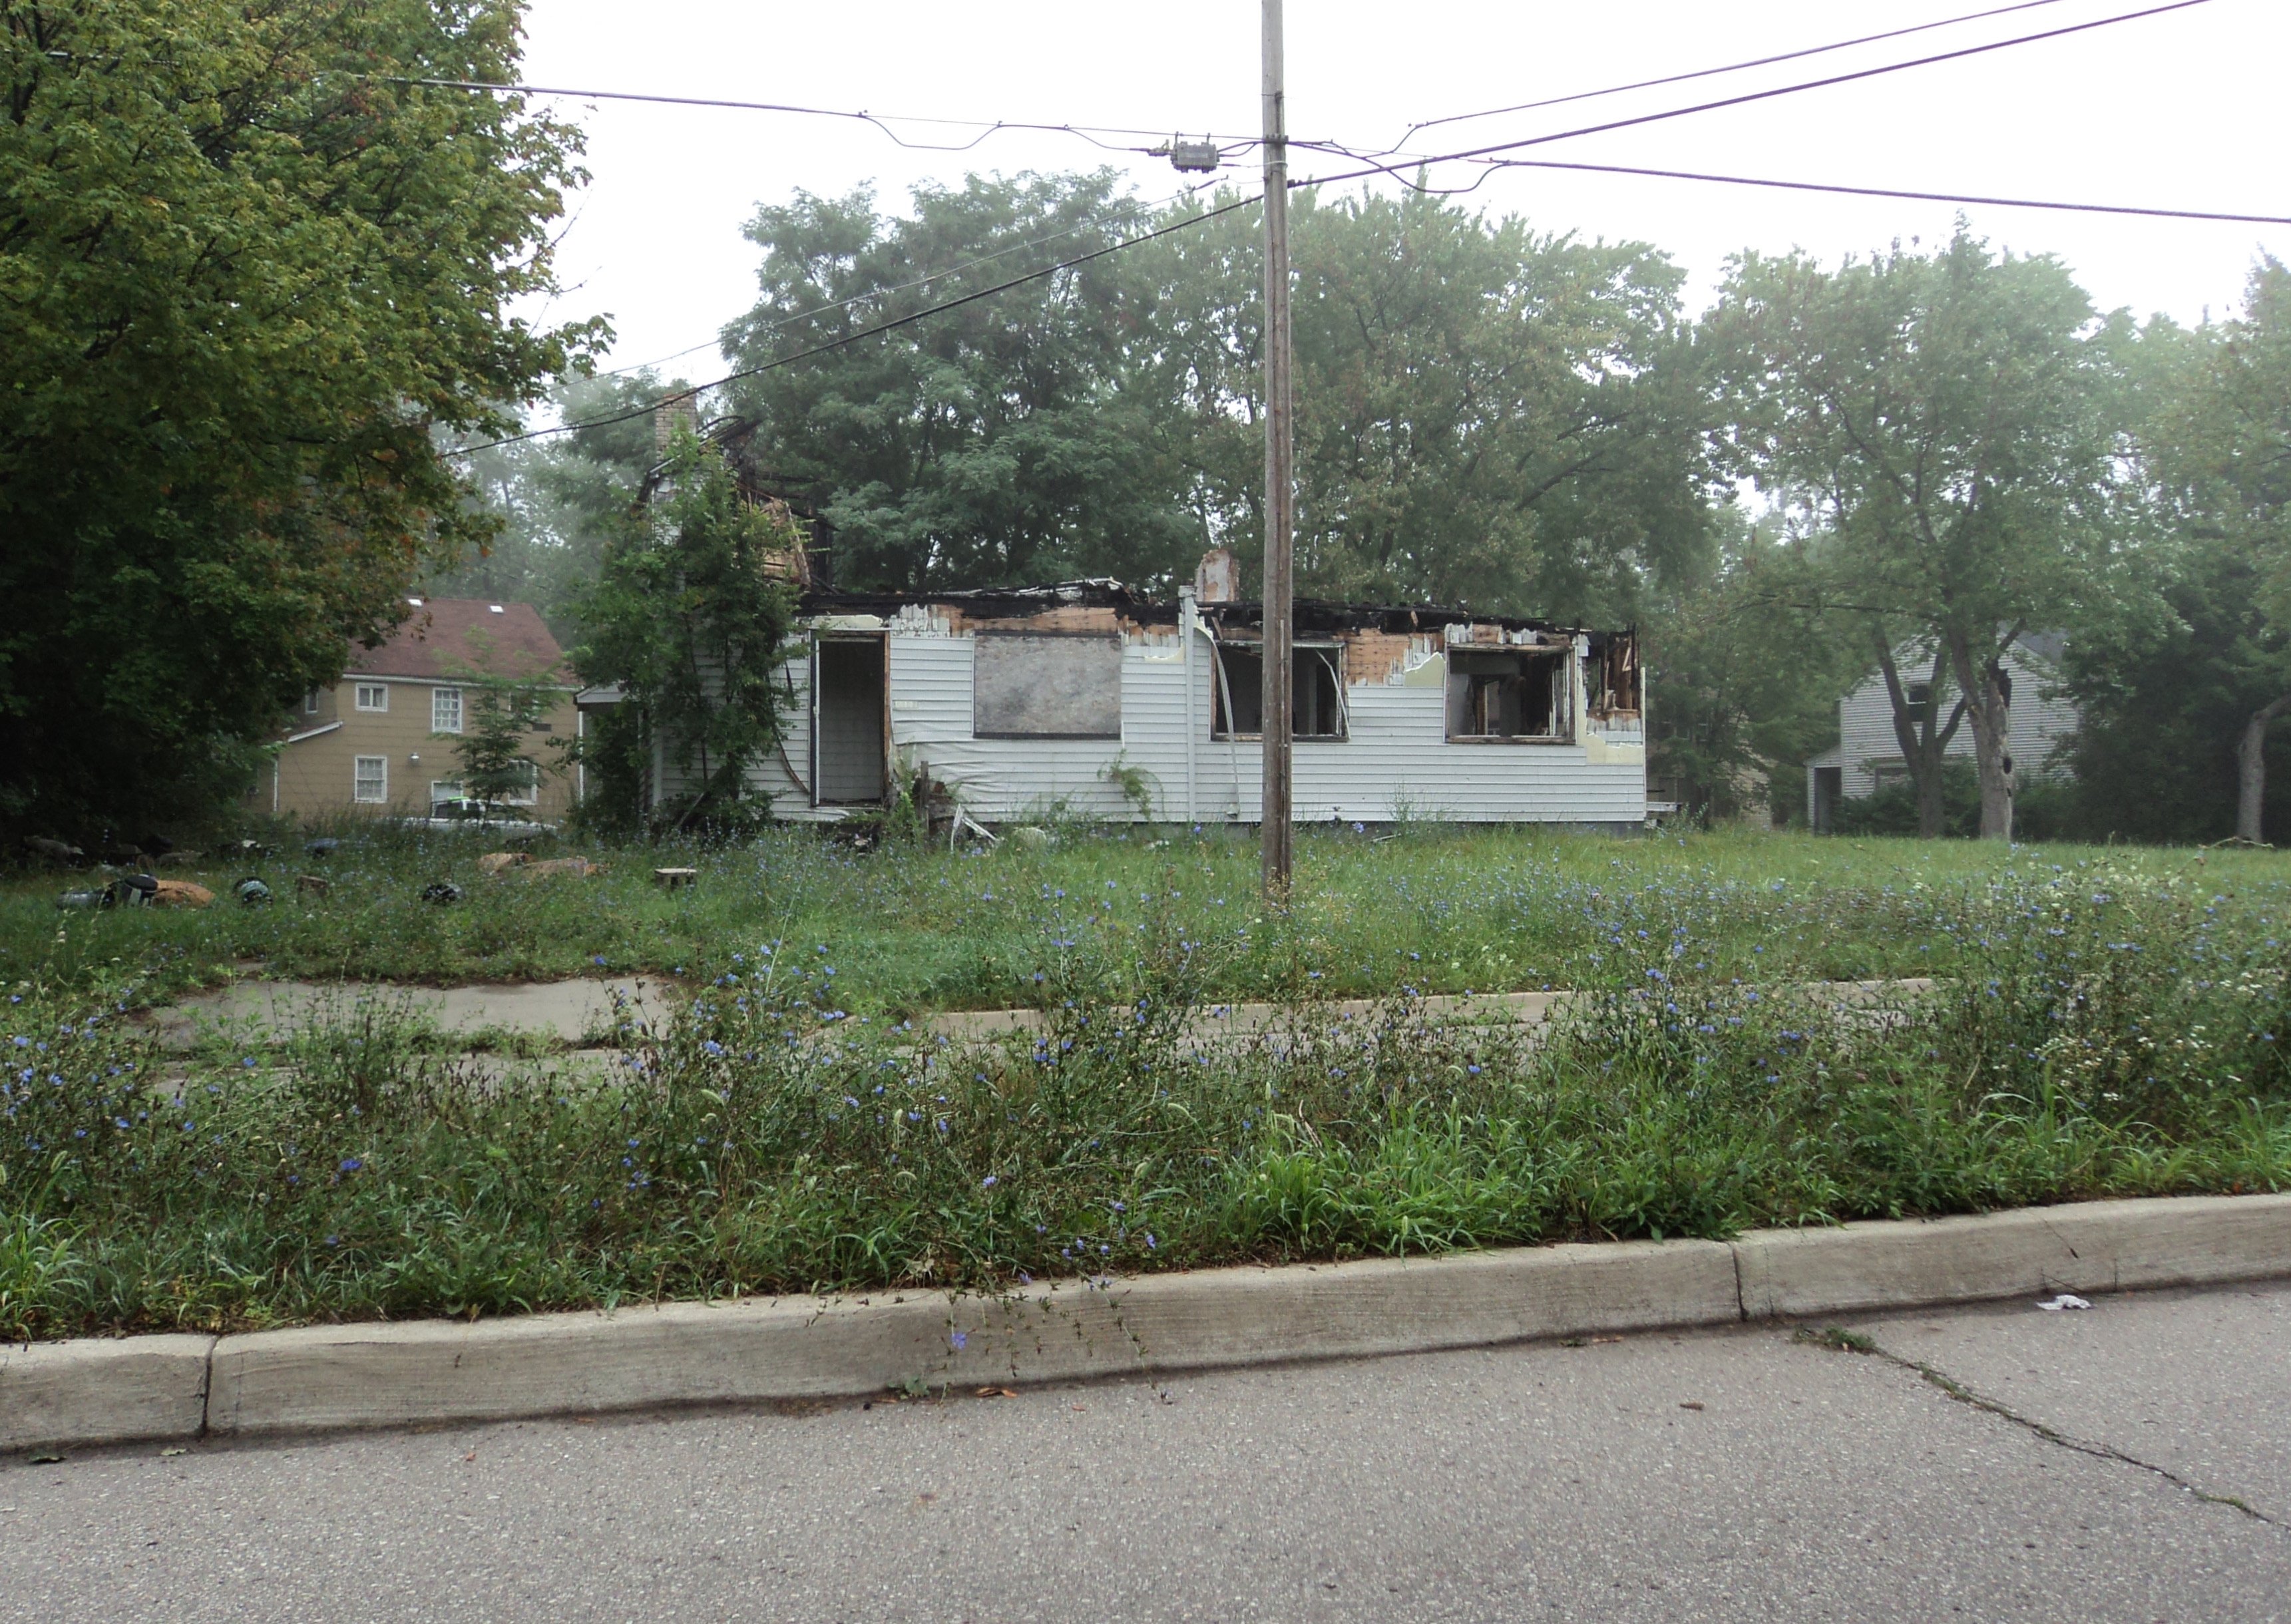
top-left (294, 873), bottom-right (331, 898)
top-left (23, 835), bottom-right (85, 865)
top-left (2035, 1293), bottom-right (2093, 1312)
top-left (652, 867), bottom-right (697, 890)
top-left (233, 878), bottom-right (272, 907)
top-left (150, 879), bottom-right (214, 909)
top-left (1010, 825), bottom-right (1052, 850)
top-left (421, 881), bottom-right (466, 905)
top-left (477, 851), bottom-right (531, 877)
top-left (107, 873), bottom-right (158, 907)
top-left (55, 889), bottom-right (104, 910)
top-left (305, 837), bottom-right (340, 859)
top-left (522, 856), bottom-right (602, 879)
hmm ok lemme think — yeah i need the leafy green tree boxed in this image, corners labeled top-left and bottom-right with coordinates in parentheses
top-left (1134, 186), bottom-right (1714, 622)
top-left (574, 435), bottom-right (799, 832)
top-left (0, 0), bottom-right (597, 837)
top-left (1709, 229), bottom-right (2133, 839)
top-left (445, 673), bottom-right (558, 810)
top-left (717, 175), bottom-right (1714, 622)
top-left (2062, 535), bottom-right (2291, 843)
top-left (1644, 517), bottom-right (1853, 822)
top-left (2137, 262), bottom-right (2291, 842)
top-left (428, 373), bottom-right (681, 640)
top-left (722, 172), bottom-right (1197, 592)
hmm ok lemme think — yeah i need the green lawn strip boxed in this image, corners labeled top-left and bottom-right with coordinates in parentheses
top-left (3, 849), bottom-right (2286, 1340)
top-left (5, 826), bottom-right (2286, 1020)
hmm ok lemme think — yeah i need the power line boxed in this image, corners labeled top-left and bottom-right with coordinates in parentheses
top-left (592, 175), bottom-right (1228, 381)
top-left (1474, 158), bottom-right (2291, 228)
top-left (358, 73), bottom-right (1260, 157)
top-left (1294, 0), bottom-right (2214, 193)
top-left (449, 194), bottom-right (1261, 457)
top-left (1390, 0), bottom-right (2074, 150)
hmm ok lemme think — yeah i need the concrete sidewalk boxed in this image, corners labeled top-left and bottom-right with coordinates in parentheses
top-left (148, 973), bottom-right (1936, 1051)
top-left (144, 976), bottom-right (673, 1049)
top-left (5, 1281), bottom-right (2284, 1623)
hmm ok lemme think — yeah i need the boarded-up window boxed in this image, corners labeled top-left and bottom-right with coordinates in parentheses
top-left (972, 634), bottom-right (1122, 738)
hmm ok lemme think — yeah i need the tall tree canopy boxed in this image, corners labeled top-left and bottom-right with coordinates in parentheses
top-left (1709, 229), bottom-right (2135, 839)
top-left (1, 0), bottom-right (596, 834)
top-left (1141, 187), bottom-right (1714, 620)
top-left (718, 174), bottom-right (1714, 622)
top-left (722, 172), bottom-right (1195, 593)
top-left (2070, 260), bottom-right (2291, 843)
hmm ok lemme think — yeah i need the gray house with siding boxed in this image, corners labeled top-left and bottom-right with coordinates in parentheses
top-left (1805, 633), bottom-right (2079, 829)
top-left (623, 558), bottom-right (1648, 829)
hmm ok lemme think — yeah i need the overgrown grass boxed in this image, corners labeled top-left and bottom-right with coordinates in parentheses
top-left (3, 851), bottom-right (2285, 1338)
top-left (4, 823), bottom-right (2286, 1018)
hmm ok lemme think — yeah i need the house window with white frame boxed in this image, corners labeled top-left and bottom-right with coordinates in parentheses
top-left (355, 683), bottom-right (389, 713)
top-left (431, 686), bottom-right (463, 733)
top-left (303, 690), bottom-right (321, 715)
top-left (353, 756), bottom-right (387, 803)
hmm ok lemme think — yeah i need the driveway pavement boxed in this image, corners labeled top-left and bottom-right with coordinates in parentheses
top-left (5, 1281), bottom-right (2286, 1622)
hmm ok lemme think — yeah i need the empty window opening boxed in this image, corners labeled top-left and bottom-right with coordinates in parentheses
top-left (1587, 636), bottom-right (1640, 717)
top-left (814, 637), bottom-right (887, 805)
top-left (1210, 643), bottom-right (1345, 739)
top-left (1446, 649), bottom-right (1570, 741)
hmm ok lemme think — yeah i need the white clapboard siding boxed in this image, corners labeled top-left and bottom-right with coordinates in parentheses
top-left (1836, 638), bottom-right (2079, 798)
top-left (727, 620), bottom-right (1645, 825)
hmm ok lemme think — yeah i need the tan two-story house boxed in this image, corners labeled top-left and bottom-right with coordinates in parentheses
top-left (256, 598), bottom-right (582, 824)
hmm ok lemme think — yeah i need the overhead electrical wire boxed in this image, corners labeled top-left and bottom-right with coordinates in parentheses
top-left (1469, 158), bottom-right (2291, 227)
top-left (449, 193), bottom-right (1262, 457)
top-left (1293, 0), bottom-right (2215, 192)
top-left (593, 174), bottom-right (1231, 381)
top-left (450, 0), bottom-right (2242, 458)
top-left (359, 73), bottom-right (1260, 156)
top-left (1387, 0), bottom-right (2075, 150)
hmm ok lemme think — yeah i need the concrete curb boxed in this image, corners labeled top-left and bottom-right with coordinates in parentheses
top-left (0, 1334), bottom-right (213, 1454)
top-left (7, 1193), bottom-right (2286, 1452)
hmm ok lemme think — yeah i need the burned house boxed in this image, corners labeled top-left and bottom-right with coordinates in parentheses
top-left (640, 552), bottom-right (1645, 829)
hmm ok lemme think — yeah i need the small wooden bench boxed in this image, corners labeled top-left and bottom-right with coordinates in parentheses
top-left (653, 867), bottom-right (698, 891)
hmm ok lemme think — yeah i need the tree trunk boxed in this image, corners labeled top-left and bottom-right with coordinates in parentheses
top-left (1915, 760), bottom-right (1947, 839)
top-left (1871, 625), bottom-right (1962, 839)
top-left (1948, 630), bottom-right (2015, 842)
top-left (2238, 695), bottom-right (2291, 844)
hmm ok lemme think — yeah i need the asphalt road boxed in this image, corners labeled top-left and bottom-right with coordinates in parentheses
top-left (5, 1281), bottom-right (2286, 1623)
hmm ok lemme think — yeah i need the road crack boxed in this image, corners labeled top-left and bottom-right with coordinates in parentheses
top-left (1808, 1326), bottom-right (2280, 1528)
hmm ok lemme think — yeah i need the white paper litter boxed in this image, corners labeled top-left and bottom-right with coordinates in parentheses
top-left (2035, 1293), bottom-right (2093, 1312)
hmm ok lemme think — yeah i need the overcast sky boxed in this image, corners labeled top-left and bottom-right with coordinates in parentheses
top-left (516, 0), bottom-right (2287, 382)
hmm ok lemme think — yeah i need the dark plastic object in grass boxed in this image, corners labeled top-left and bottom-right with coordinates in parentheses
top-left (306, 837), bottom-right (340, 858)
top-left (421, 882), bottom-right (465, 905)
top-left (234, 878), bottom-right (272, 907)
top-left (107, 873), bottom-right (158, 907)
top-left (55, 889), bottom-right (104, 910)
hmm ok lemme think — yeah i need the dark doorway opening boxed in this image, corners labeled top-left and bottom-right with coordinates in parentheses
top-left (814, 636), bottom-right (887, 805)
top-left (1812, 765), bottom-right (1842, 833)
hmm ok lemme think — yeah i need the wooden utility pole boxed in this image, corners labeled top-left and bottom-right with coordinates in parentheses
top-left (1259, 0), bottom-right (1295, 902)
